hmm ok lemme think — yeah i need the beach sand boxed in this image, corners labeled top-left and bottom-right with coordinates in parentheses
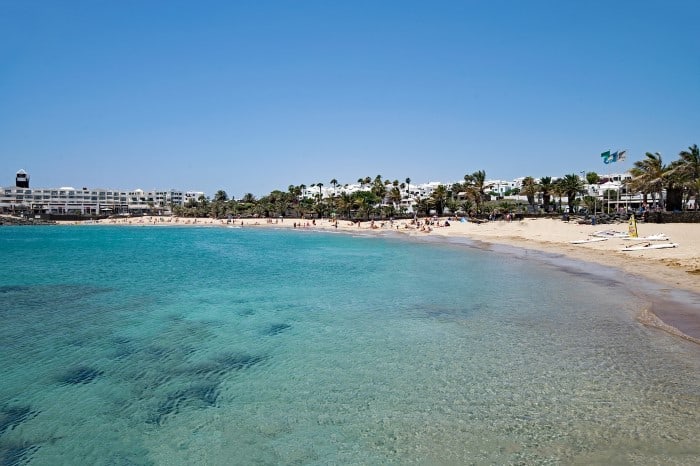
top-left (66, 215), bottom-right (700, 342)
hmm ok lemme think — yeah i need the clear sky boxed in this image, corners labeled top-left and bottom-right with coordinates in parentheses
top-left (1, 0), bottom-right (698, 198)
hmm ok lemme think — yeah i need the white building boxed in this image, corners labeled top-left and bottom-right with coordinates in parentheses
top-left (1, 170), bottom-right (204, 216)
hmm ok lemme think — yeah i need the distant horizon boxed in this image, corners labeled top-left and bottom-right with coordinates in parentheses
top-left (2, 1), bottom-right (698, 198)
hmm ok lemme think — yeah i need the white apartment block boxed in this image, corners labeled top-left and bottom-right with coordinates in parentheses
top-left (1, 170), bottom-right (204, 216)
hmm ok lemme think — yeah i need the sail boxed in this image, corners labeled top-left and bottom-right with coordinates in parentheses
top-left (628, 214), bottom-right (638, 238)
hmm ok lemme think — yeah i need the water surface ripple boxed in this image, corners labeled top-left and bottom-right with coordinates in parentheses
top-left (1, 226), bottom-right (698, 464)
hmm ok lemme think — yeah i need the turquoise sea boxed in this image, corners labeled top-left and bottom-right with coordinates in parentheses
top-left (1, 225), bottom-right (699, 465)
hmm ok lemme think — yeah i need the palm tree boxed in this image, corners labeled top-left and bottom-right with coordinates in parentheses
top-left (551, 179), bottom-right (566, 212)
top-left (521, 177), bottom-right (537, 209)
top-left (670, 144), bottom-right (700, 209)
top-left (389, 187), bottom-right (402, 210)
top-left (430, 184), bottom-right (448, 216)
top-left (628, 152), bottom-right (667, 209)
top-left (313, 183), bottom-right (324, 217)
top-left (286, 185), bottom-right (302, 216)
top-left (464, 170), bottom-right (487, 213)
top-left (371, 178), bottom-right (387, 203)
top-left (337, 192), bottom-right (353, 219)
top-left (558, 174), bottom-right (585, 213)
top-left (356, 196), bottom-right (369, 220)
top-left (210, 190), bottom-right (229, 218)
top-left (405, 177), bottom-right (411, 198)
top-left (298, 197), bottom-right (314, 219)
top-left (214, 190), bottom-right (228, 202)
top-left (330, 179), bottom-right (338, 197)
top-left (415, 197), bottom-right (430, 217)
top-left (539, 176), bottom-right (553, 212)
top-left (225, 199), bottom-right (239, 217)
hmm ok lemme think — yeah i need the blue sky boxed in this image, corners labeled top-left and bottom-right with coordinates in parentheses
top-left (1, 0), bottom-right (698, 198)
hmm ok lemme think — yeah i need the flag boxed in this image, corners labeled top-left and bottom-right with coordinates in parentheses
top-left (601, 149), bottom-right (625, 164)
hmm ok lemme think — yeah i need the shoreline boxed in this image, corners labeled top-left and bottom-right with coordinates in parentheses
top-left (53, 215), bottom-right (700, 342)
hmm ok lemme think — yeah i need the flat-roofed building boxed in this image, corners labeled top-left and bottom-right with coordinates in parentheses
top-left (0, 170), bottom-right (202, 216)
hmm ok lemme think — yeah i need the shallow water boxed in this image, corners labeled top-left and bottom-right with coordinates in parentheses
top-left (1, 226), bottom-right (699, 464)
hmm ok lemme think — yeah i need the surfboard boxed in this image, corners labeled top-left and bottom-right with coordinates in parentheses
top-left (622, 234), bottom-right (668, 241)
top-left (592, 230), bottom-right (629, 238)
top-left (569, 237), bottom-right (609, 244)
top-left (621, 243), bottom-right (678, 251)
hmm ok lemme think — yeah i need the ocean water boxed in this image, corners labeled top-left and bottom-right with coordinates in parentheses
top-left (1, 225), bottom-right (699, 465)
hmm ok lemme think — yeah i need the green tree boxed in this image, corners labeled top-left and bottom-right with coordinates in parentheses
top-left (461, 199), bottom-right (474, 216)
top-left (670, 144), bottom-right (700, 209)
top-left (585, 172), bottom-right (600, 185)
top-left (371, 177), bottom-right (387, 202)
top-left (464, 170), bottom-right (487, 213)
top-left (558, 174), bottom-right (585, 213)
top-left (628, 152), bottom-right (667, 209)
top-left (539, 176), bottom-right (553, 212)
top-left (214, 190), bottom-right (228, 202)
top-left (352, 191), bottom-right (379, 220)
top-left (389, 187), bottom-right (402, 209)
top-left (415, 197), bottom-right (430, 217)
top-left (337, 192), bottom-right (353, 219)
top-left (551, 179), bottom-right (566, 212)
top-left (521, 177), bottom-right (537, 208)
top-left (430, 184), bottom-right (448, 216)
top-left (298, 197), bottom-right (314, 218)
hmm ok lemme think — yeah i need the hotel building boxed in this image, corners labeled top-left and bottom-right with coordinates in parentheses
top-left (1, 170), bottom-right (204, 217)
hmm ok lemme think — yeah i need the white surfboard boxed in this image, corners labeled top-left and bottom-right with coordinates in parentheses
top-left (592, 230), bottom-right (629, 238)
top-left (569, 237), bottom-right (609, 244)
top-left (622, 234), bottom-right (668, 241)
top-left (621, 243), bottom-right (678, 251)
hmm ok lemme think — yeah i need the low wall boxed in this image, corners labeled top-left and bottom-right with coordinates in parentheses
top-left (653, 211), bottom-right (700, 223)
top-left (517, 212), bottom-right (700, 223)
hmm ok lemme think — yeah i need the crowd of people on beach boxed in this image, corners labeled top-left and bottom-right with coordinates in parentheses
top-left (66, 214), bottom-right (463, 233)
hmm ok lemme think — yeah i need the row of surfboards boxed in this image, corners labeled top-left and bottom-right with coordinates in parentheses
top-left (569, 231), bottom-right (679, 251)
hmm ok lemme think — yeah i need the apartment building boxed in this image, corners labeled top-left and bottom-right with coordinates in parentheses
top-left (1, 170), bottom-right (203, 216)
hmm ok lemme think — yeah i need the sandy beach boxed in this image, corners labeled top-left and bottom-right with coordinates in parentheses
top-left (66, 215), bottom-right (700, 342)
